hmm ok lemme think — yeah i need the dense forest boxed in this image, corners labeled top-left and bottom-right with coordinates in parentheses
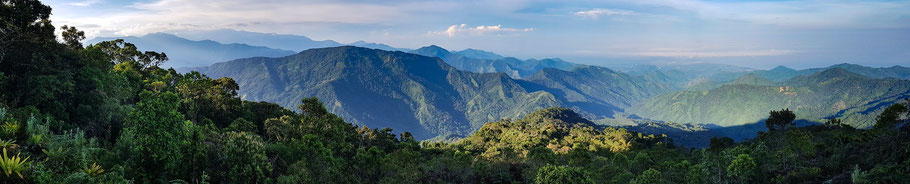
top-left (2, 1), bottom-right (910, 183)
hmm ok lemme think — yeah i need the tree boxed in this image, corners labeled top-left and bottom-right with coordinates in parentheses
top-left (227, 118), bottom-right (256, 133)
top-left (119, 90), bottom-right (203, 182)
top-left (219, 131), bottom-right (271, 183)
top-left (727, 154), bottom-right (757, 183)
top-left (874, 103), bottom-right (907, 130)
top-left (709, 137), bottom-right (734, 151)
top-left (631, 168), bottom-right (664, 184)
top-left (90, 39), bottom-right (167, 69)
top-left (60, 25), bottom-right (85, 50)
top-left (534, 164), bottom-right (593, 184)
top-left (766, 108), bottom-right (796, 131)
top-left (176, 72), bottom-right (241, 126)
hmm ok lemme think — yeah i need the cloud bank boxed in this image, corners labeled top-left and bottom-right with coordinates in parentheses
top-left (435, 24), bottom-right (534, 37)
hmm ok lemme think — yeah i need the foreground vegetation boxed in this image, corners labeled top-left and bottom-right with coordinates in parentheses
top-left (2, 1), bottom-right (910, 183)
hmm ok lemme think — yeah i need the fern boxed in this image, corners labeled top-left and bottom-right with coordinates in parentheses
top-left (0, 121), bottom-right (19, 139)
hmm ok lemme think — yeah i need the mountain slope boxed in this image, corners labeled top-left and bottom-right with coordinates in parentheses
top-left (88, 33), bottom-right (296, 68)
top-left (195, 46), bottom-right (670, 139)
top-left (630, 68), bottom-right (910, 128)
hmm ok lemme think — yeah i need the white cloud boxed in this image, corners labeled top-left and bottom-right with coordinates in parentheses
top-left (574, 8), bottom-right (635, 20)
top-left (627, 0), bottom-right (910, 28)
top-left (50, 0), bottom-right (428, 39)
top-left (436, 24), bottom-right (534, 37)
top-left (630, 48), bottom-right (796, 58)
top-left (68, 0), bottom-right (102, 7)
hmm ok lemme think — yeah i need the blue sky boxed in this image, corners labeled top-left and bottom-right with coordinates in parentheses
top-left (47, 0), bottom-right (910, 69)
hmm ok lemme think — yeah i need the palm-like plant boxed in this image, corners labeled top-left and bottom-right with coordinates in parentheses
top-left (0, 148), bottom-right (29, 179)
top-left (0, 121), bottom-right (20, 139)
top-left (83, 162), bottom-right (104, 177)
top-left (0, 139), bottom-right (17, 149)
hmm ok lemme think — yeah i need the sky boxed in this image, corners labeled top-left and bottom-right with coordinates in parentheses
top-left (46, 0), bottom-right (910, 69)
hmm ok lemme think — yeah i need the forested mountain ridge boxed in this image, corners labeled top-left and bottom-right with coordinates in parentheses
top-left (630, 68), bottom-right (910, 128)
top-left (195, 46), bottom-right (672, 139)
top-left (753, 63), bottom-right (910, 82)
top-left (87, 33), bottom-right (297, 68)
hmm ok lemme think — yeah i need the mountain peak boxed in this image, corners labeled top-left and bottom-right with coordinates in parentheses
top-left (453, 48), bottom-right (504, 60)
top-left (770, 65), bottom-right (795, 72)
top-left (522, 107), bottom-right (595, 127)
top-left (412, 45), bottom-right (452, 58)
top-left (830, 63), bottom-right (862, 68)
top-left (809, 67), bottom-right (866, 80)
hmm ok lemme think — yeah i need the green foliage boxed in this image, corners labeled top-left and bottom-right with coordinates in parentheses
top-left (874, 103), bottom-right (907, 130)
top-left (219, 131), bottom-right (271, 183)
top-left (766, 108), bottom-right (796, 131)
top-left (0, 148), bottom-right (29, 179)
top-left (119, 90), bottom-right (205, 182)
top-left (631, 168), bottom-right (664, 184)
top-left (82, 162), bottom-right (104, 177)
top-left (851, 165), bottom-right (868, 184)
top-left (726, 154), bottom-right (757, 182)
top-left (534, 164), bottom-right (593, 184)
top-left (709, 136), bottom-right (734, 151)
top-left (228, 118), bottom-right (257, 133)
top-left (0, 120), bottom-right (20, 139)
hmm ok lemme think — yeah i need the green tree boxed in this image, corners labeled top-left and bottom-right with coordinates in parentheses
top-left (534, 164), bottom-right (593, 184)
top-left (119, 90), bottom-right (202, 182)
top-left (766, 108), bottom-right (796, 131)
top-left (874, 103), bottom-right (907, 130)
top-left (709, 137), bottom-right (734, 151)
top-left (631, 168), bottom-right (664, 184)
top-left (60, 25), bottom-right (85, 50)
top-left (727, 154), bottom-right (757, 183)
top-left (227, 118), bottom-right (256, 133)
top-left (220, 131), bottom-right (271, 183)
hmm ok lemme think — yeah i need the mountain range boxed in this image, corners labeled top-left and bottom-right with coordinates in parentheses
top-left (192, 46), bottom-right (673, 139)
top-left (87, 33), bottom-right (297, 68)
top-left (629, 68), bottom-right (910, 128)
top-left (411, 45), bottom-right (578, 78)
top-left (113, 30), bottom-right (910, 144)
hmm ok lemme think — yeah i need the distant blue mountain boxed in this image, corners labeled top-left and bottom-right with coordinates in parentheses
top-left (453, 48), bottom-right (504, 60)
top-left (347, 40), bottom-right (412, 52)
top-left (752, 63), bottom-right (910, 81)
top-left (87, 33), bottom-right (296, 68)
top-left (168, 29), bottom-right (342, 51)
top-left (411, 45), bottom-right (576, 78)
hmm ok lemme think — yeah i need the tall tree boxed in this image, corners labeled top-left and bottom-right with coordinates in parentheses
top-left (766, 108), bottom-right (796, 131)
